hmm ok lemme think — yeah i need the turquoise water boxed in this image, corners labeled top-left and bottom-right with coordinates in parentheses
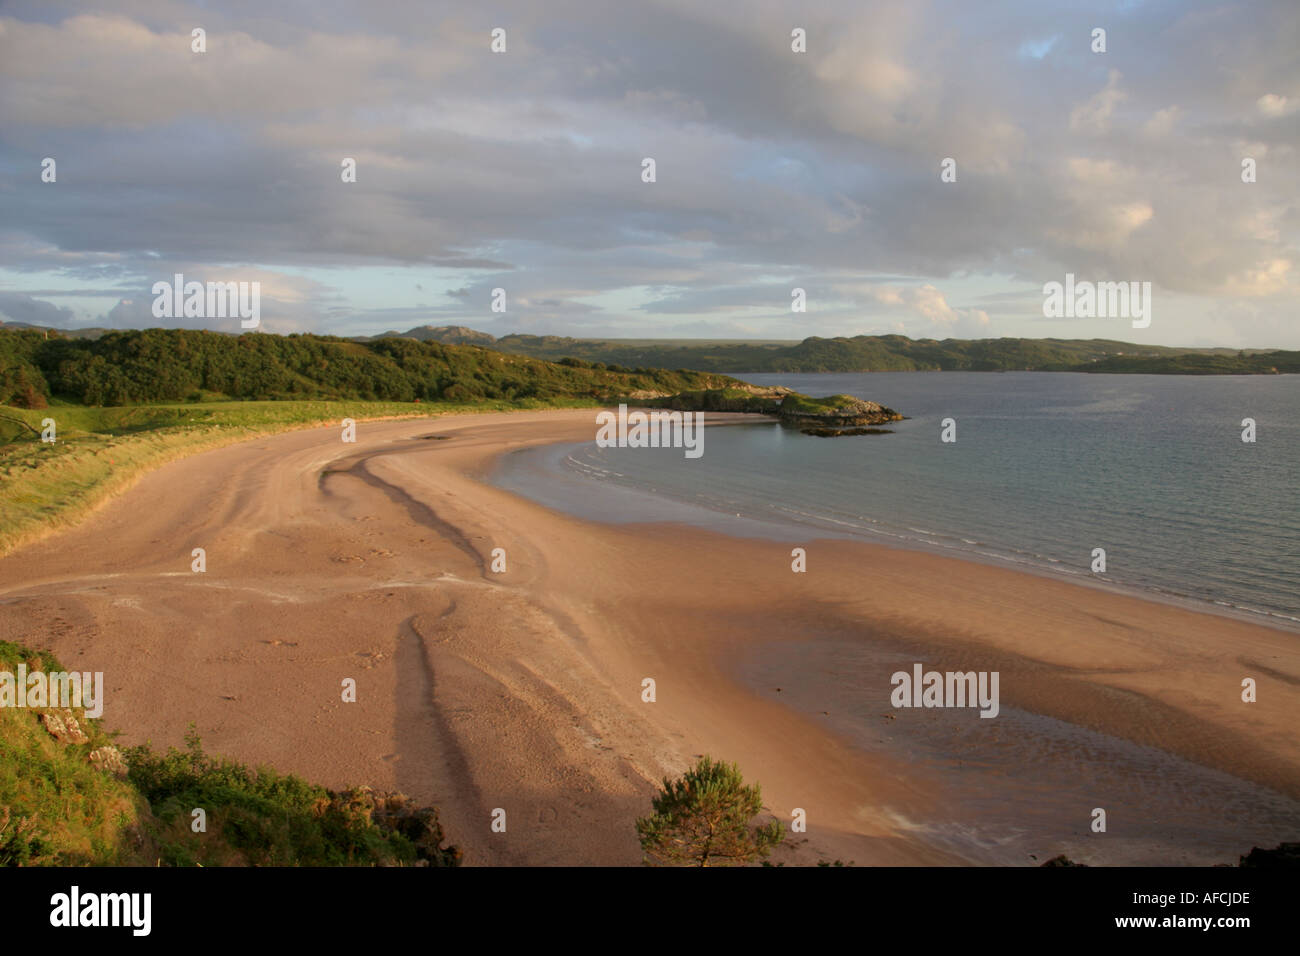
top-left (491, 372), bottom-right (1299, 626)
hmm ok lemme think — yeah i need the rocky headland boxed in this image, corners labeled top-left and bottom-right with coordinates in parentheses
top-left (641, 388), bottom-right (904, 436)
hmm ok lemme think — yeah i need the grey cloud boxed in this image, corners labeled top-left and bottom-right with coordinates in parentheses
top-left (0, 0), bottom-right (1296, 345)
top-left (0, 291), bottom-right (77, 326)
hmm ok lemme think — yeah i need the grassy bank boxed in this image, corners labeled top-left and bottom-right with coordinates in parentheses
top-left (0, 397), bottom-right (594, 558)
top-left (0, 640), bottom-right (459, 866)
top-left (0, 326), bottom-right (751, 556)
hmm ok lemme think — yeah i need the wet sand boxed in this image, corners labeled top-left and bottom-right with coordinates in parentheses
top-left (1, 408), bottom-right (1296, 865)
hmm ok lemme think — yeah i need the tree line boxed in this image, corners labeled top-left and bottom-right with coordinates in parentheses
top-left (0, 328), bottom-right (735, 409)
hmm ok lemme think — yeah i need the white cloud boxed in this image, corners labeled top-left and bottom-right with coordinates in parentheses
top-left (1256, 93), bottom-right (1293, 117)
top-left (1143, 106), bottom-right (1181, 137)
top-left (1069, 70), bottom-right (1126, 133)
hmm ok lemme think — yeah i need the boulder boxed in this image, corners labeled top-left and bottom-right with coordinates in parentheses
top-left (40, 709), bottom-right (90, 745)
top-left (87, 746), bottom-right (129, 778)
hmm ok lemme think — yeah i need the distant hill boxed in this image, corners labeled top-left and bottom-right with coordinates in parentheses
top-left (0, 319), bottom-right (109, 340)
top-left (374, 325), bottom-right (497, 346)
top-left (7, 321), bottom-right (1296, 376)
top-left (422, 328), bottom-right (1295, 375)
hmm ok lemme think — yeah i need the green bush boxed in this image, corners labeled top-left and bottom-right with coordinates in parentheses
top-left (636, 756), bottom-right (784, 867)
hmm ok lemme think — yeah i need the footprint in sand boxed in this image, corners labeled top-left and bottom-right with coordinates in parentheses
top-left (355, 650), bottom-right (387, 669)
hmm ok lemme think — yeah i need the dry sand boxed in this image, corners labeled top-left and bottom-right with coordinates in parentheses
top-left (1, 409), bottom-right (1297, 865)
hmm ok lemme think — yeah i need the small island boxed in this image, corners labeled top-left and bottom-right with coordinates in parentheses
top-left (640, 387), bottom-right (905, 436)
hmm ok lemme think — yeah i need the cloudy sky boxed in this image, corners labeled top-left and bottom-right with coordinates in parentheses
top-left (0, 0), bottom-right (1296, 346)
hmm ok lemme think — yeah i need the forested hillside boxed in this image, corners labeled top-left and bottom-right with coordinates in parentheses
top-left (0, 328), bottom-right (739, 408)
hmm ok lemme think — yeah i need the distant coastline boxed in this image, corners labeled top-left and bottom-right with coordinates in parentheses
top-left (350, 325), bottom-right (1300, 375)
top-left (4, 320), bottom-right (1296, 375)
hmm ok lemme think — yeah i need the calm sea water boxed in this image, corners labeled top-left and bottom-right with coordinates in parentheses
top-left (491, 373), bottom-right (1299, 625)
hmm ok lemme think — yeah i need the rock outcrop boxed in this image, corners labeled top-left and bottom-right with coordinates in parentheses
top-left (87, 745), bottom-right (129, 778)
top-left (637, 387), bottom-right (904, 436)
top-left (336, 787), bottom-right (462, 867)
top-left (801, 426), bottom-right (895, 437)
top-left (777, 394), bottom-right (905, 436)
top-left (40, 709), bottom-right (90, 745)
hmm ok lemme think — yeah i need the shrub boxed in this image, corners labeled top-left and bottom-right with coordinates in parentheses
top-left (636, 755), bottom-right (784, 866)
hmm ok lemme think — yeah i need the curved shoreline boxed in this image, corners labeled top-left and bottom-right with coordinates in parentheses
top-left (490, 435), bottom-right (1300, 636)
top-left (1, 409), bottom-right (1297, 865)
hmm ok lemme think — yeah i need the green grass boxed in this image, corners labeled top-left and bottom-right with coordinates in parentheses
top-left (777, 393), bottom-right (861, 415)
top-left (125, 728), bottom-right (458, 866)
top-left (647, 387), bottom-right (782, 414)
top-left (0, 640), bottom-right (459, 866)
top-left (0, 641), bottom-right (143, 866)
top-left (0, 398), bottom-right (588, 557)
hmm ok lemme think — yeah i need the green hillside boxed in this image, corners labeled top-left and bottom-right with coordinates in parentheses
top-left (0, 327), bottom-right (745, 409)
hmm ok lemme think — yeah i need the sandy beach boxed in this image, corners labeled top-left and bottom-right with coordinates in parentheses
top-left (1, 408), bottom-right (1296, 865)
